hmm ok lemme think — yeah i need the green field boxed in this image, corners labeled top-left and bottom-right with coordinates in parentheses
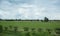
top-left (0, 21), bottom-right (60, 36)
top-left (0, 21), bottom-right (60, 28)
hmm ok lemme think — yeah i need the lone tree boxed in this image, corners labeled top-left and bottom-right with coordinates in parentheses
top-left (44, 17), bottom-right (49, 22)
top-left (0, 25), bottom-right (3, 33)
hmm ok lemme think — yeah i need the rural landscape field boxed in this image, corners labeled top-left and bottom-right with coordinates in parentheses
top-left (0, 0), bottom-right (60, 36)
top-left (0, 20), bottom-right (60, 36)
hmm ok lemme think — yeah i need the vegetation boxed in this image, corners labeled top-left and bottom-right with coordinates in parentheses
top-left (4, 27), bottom-right (8, 31)
top-left (14, 26), bottom-right (18, 32)
top-left (0, 20), bottom-right (60, 36)
top-left (23, 27), bottom-right (29, 31)
top-left (0, 25), bottom-right (3, 33)
top-left (44, 17), bottom-right (49, 22)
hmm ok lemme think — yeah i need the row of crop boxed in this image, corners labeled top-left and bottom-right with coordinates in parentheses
top-left (0, 25), bottom-right (60, 36)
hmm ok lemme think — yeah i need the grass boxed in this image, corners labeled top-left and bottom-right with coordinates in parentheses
top-left (0, 21), bottom-right (60, 28)
top-left (0, 21), bottom-right (60, 36)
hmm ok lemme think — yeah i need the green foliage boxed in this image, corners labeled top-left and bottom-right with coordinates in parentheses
top-left (14, 27), bottom-right (18, 32)
top-left (4, 27), bottom-right (8, 31)
top-left (23, 27), bottom-right (29, 31)
top-left (44, 17), bottom-right (49, 22)
top-left (0, 25), bottom-right (3, 33)
top-left (9, 25), bottom-right (12, 29)
top-left (31, 28), bottom-right (35, 31)
top-left (0, 21), bottom-right (60, 36)
top-left (37, 28), bottom-right (42, 32)
top-left (25, 32), bottom-right (31, 36)
top-left (32, 32), bottom-right (36, 36)
top-left (55, 28), bottom-right (60, 34)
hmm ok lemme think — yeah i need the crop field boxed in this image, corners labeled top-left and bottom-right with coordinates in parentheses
top-left (0, 21), bottom-right (60, 36)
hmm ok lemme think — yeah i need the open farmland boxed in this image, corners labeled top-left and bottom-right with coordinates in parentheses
top-left (0, 21), bottom-right (60, 36)
top-left (0, 21), bottom-right (60, 28)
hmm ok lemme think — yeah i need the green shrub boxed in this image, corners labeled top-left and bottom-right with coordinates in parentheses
top-left (14, 27), bottom-right (18, 32)
top-left (25, 32), bottom-right (30, 36)
top-left (55, 28), bottom-right (60, 34)
top-left (32, 32), bottom-right (36, 36)
top-left (46, 29), bottom-right (52, 34)
top-left (0, 25), bottom-right (3, 33)
top-left (9, 25), bottom-right (12, 29)
top-left (4, 27), bottom-right (8, 31)
top-left (23, 27), bottom-right (29, 31)
top-left (37, 28), bottom-right (42, 32)
top-left (31, 28), bottom-right (35, 31)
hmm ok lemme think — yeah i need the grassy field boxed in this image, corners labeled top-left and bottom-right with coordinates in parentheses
top-left (0, 21), bottom-right (60, 36)
top-left (0, 21), bottom-right (60, 28)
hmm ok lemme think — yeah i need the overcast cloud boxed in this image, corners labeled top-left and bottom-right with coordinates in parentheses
top-left (0, 0), bottom-right (60, 20)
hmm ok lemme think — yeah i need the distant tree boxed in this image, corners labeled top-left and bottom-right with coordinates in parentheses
top-left (41, 20), bottom-right (43, 22)
top-left (0, 18), bottom-right (2, 21)
top-left (4, 27), bottom-right (8, 31)
top-left (44, 17), bottom-right (49, 22)
top-left (0, 25), bottom-right (3, 33)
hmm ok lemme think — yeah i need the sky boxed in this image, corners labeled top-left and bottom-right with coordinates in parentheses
top-left (0, 0), bottom-right (60, 20)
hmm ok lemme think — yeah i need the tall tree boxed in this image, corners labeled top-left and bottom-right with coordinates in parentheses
top-left (44, 17), bottom-right (49, 22)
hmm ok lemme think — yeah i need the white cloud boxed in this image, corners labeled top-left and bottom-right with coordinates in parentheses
top-left (0, 0), bottom-right (60, 20)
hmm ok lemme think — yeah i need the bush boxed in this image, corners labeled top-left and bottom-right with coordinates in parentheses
top-left (4, 27), bottom-right (8, 31)
top-left (9, 25), bottom-right (12, 29)
top-left (46, 29), bottom-right (51, 34)
top-left (55, 28), bottom-right (60, 34)
top-left (14, 27), bottom-right (18, 32)
top-left (55, 28), bottom-right (60, 31)
top-left (25, 32), bottom-right (30, 36)
top-left (41, 20), bottom-right (43, 22)
top-left (31, 28), bottom-right (35, 31)
top-left (23, 27), bottom-right (29, 31)
top-left (0, 25), bottom-right (3, 33)
top-left (37, 28), bottom-right (42, 32)
top-left (32, 32), bottom-right (36, 36)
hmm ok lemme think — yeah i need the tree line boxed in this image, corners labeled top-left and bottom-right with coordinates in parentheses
top-left (0, 17), bottom-right (49, 22)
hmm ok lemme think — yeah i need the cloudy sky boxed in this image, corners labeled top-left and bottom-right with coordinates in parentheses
top-left (0, 0), bottom-right (60, 20)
